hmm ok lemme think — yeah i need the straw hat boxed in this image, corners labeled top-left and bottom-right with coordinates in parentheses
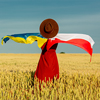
top-left (39, 18), bottom-right (59, 38)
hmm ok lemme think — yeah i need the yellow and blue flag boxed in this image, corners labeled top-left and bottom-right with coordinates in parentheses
top-left (1, 33), bottom-right (47, 48)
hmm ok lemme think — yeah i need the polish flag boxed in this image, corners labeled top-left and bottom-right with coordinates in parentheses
top-left (47, 33), bottom-right (95, 60)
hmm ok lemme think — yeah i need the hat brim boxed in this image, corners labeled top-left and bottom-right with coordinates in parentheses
top-left (39, 19), bottom-right (59, 38)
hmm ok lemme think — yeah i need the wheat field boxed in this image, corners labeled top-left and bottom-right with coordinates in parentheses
top-left (0, 53), bottom-right (100, 100)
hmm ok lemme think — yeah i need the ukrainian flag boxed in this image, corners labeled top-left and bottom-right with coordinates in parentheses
top-left (1, 33), bottom-right (47, 48)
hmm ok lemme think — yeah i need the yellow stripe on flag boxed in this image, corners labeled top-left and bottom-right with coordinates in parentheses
top-left (1, 35), bottom-right (47, 48)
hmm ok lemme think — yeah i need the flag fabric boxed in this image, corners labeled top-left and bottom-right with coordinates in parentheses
top-left (1, 33), bottom-right (47, 48)
top-left (1, 33), bottom-right (95, 56)
top-left (49, 33), bottom-right (94, 56)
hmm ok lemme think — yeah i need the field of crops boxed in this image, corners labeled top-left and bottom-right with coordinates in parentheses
top-left (0, 53), bottom-right (100, 100)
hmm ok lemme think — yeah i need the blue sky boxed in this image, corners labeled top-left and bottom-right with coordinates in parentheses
top-left (0, 0), bottom-right (100, 54)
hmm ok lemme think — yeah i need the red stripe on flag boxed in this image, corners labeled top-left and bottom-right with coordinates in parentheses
top-left (47, 38), bottom-right (93, 56)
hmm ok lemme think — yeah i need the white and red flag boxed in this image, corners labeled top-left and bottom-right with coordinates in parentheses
top-left (47, 33), bottom-right (95, 60)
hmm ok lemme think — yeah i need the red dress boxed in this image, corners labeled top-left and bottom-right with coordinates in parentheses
top-left (34, 40), bottom-right (59, 82)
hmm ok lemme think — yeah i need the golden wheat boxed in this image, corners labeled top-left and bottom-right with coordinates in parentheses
top-left (0, 54), bottom-right (100, 100)
top-left (0, 71), bottom-right (100, 100)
